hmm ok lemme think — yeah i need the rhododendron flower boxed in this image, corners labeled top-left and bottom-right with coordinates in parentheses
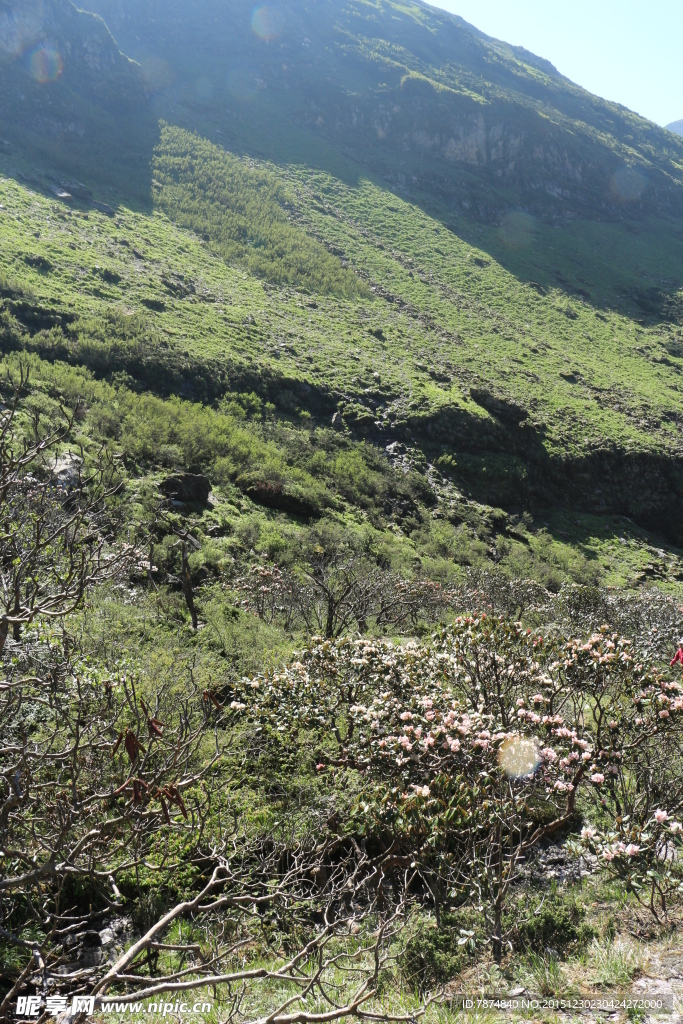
top-left (554, 781), bottom-right (570, 792)
top-left (425, 710), bottom-right (435, 721)
top-left (412, 785), bottom-right (430, 798)
top-left (581, 826), bottom-right (596, 839)
top-left (398, 736), bottom-right (412, 750)
top-left (582, 752), bottom-right (592, 761)
top-left (625, 844), bottom-right (640, 856)
top-left (399, 711), bottom-right (413, 721)
top-left (602, 850), bottom-right (615, 861)
top-left (423, 735), bottom-right (435, 748)
top-left (654, 809), bottom-right (669, 823)
top-left (531, 694), bottom-right (544, 704)
top-left (230, 701), bottom-right (246, 711)
top-left (540, 747), bottom-right (557, 762)
top-left (670, 822), bottom-right (682, 833)
top-left (670, 648), bottom-right (683, 666)
top-left (591, 773), bottom-right (605, 784)
top-left (516, 698), bottom-right (525, 707)
top-left (448, 738), bottom-right (460, 752)
top-left (659, 710), bottom-right (670, 719)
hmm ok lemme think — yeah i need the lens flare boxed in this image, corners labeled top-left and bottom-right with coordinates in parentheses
top-left (500, 210), bottom-right (536, 249)
top-left (499, 736), bottom-right (540, 779)
top-left (251, 5), bottom-right (284, 41)
top-left (611, 165), bottom-right (647, 202)
top-left (29, 43), bottom-right (62, 83)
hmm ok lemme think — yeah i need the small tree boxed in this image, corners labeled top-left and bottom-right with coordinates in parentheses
top-left (565, 633), bottom-right (683, 918)
top-left (0, 370), bottom-right (125, 656)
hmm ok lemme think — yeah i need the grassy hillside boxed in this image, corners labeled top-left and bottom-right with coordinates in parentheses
top-left (3, 2), bottom-right (683, 1017)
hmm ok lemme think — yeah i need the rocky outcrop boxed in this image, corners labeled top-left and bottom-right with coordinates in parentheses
top-left (245, 481), bottom-right (319, 519)
top-left (160, 472), bottom-right (211, 503)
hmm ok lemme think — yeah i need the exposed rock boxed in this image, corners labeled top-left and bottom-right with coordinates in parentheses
top-left (92, 200), bottom-right (114, 216)
top-left (331, 411), bottom-right (343, 430)
top-left (53, 452), bottom-right (83, 490)
top-left (245, 481), bottom-right (318, 519)
top-left (159, 473), bottom-right (211, 503)
top-left (78, 947), bottom-right (102, 968)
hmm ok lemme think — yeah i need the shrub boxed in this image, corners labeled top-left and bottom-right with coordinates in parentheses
top-left (400, 911), bottom-right (479, 993)
top-left (512, 892), bottom-right (595, 956)
top-left (153, 125), bottom-right (367, 296)
top-left (231, 616), bottom-right (683, 959)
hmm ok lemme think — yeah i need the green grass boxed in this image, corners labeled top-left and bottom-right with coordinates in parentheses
top-left (4, 148), bottom-right (683, 470)
top-left (3, 150), bottom-right (683, 587)
top-left (4, 2), bottom-right (683, 1012)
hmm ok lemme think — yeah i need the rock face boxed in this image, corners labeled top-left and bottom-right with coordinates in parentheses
top-left (52, 452), bottom-right (82, 490)
top-left (159, 472), bottom-right (211, 503)
top-left (0, 0), bottom-right (147, 171)
top-left (245, 480), bottom-right (318, 519)
top-left (0, 0), bottom-right (131, 77)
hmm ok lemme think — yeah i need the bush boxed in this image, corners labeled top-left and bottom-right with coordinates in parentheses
top-left (400, 911), bottom-right (479, 993)
top-left (153, 125), bottom-right (367, 296)
top-left (512, 892), bottom-right (595, 956)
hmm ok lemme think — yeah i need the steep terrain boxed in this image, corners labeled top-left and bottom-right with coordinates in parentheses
top-left (2, 0), bottom-right (683, 561)
top-left (4, 3), bottom-right (683, 1016)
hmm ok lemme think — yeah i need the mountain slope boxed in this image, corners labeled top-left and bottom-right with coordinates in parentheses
top-left (2, 0), bottom-right (683, 555)
top-left (0, 0), bottom-right (154, 200)
top-left (83, 0), bottom-right (683, 221)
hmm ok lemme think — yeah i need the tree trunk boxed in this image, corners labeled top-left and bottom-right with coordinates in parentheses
top-left (325, 595), bottom-right (335, 638)
top-left (492, 899), bottom-right (502, 964)
top-left (492, 825), bottom-right (503, 964)
top-left (12, 578), bottom-right (21, 641)
top-left (181, 541), bottom-right (198, 630)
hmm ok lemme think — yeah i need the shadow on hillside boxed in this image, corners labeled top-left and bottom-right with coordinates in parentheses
top-left (441, 209), bottom-right (683, 325)
top-left (0, 61), bottom-right (160, 214)
top-left (383, 401), bottom-right (683, 547)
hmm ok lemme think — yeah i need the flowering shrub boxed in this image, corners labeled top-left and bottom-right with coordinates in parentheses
top-left (228, 617), bottom-right (683, 955)
top-left (564, 636), bottom-right (683, 916)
